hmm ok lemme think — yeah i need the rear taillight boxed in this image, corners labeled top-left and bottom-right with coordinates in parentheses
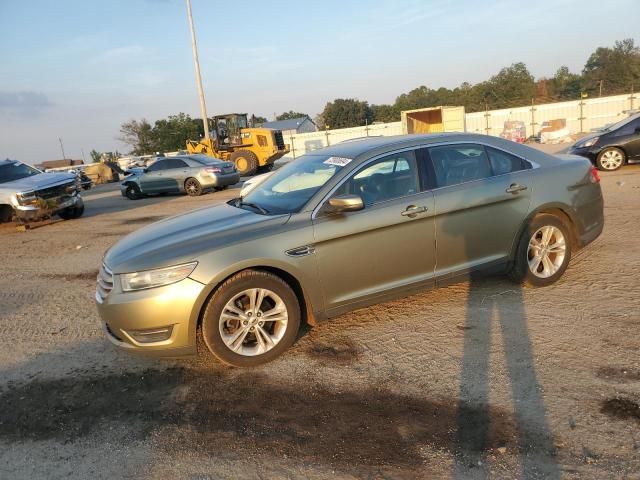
top-left (590, 166), bottom-right (600, 183)
top-left (205, 167), bottom-right (222, 174)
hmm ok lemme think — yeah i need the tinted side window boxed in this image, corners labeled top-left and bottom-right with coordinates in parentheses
top-left (429, 144), bottom-right (491, 187)
top-left (614, 118), bottom-right (640, 136)
top-left (167, 158), bottom-right (188, 169)
top-left (146, 160), bottom-right (167, 172)
top-left (486, 147), bottom-right (531, 175)
top-left (335, 151), bottom-right (419, 206)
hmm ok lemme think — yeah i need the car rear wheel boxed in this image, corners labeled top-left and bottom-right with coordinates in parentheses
top-left (596, 147), bottom-right (625, 171)
top-left (125, 183), bottom-right (142, 200)
top-left (185, 178), bottom-right (203, 196)
top-left (508, 214), bottom-right (572, 287)
top-left (201, 270), bottom-right (300, 367)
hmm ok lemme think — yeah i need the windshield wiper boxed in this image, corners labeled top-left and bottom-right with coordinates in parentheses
top-left (236, 199), bottom-right (269, 215)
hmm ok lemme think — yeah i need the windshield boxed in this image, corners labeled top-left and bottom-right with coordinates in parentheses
top-left (604, 114), bottom-right (640, 132)
top-left (0, 161), bottom-right (42, 184)
top-left (240, 154), bottom-right (352, 214)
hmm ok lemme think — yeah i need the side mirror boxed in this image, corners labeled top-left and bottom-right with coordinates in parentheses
top-left (327, 194), bottom-right (364, 213)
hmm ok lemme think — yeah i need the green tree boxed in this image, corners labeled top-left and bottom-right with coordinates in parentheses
top-left (250, 114), bottom-right (267, 126)
top-left (321, 99), bottom-right (373, 129)
top-left (371, 104), bottom-right (400, 123)
top-left (151, 113), bottom-right (203, 153)
top-left (484, 62), bottom-right (536, 109)
top-left (118, 119), bottom-right (154, 155)
top-left (276, 111), bottom-right (308, 121)
top-left (89, 149), bottom-right (101, 163)
top-left (583, 38), bottom-right (640, 95)
top-left (550, 66), bottom-right (582, 99)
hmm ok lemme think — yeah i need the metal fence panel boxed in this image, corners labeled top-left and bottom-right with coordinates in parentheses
top-left (280, 93), bottom-right (637, 161)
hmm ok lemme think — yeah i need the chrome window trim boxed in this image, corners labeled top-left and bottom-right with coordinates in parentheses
top-left (311, 140), bottom-right (539, 219)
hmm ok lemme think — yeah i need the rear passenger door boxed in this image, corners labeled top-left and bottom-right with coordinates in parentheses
top-left (427, 143), bottom-right (533, 282)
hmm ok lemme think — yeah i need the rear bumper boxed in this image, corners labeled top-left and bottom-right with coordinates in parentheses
top-left (211, 172), bottom-right (240, 187)
top-left (576, 193), bottom-right (604, 248)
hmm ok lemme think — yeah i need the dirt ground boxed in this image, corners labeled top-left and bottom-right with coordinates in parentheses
top-left (1, 149), bottom-right (639, 479)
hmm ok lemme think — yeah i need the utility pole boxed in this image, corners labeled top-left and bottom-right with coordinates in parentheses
top-left (81, 148), bottom-right (86, 163)
top-left (186, 0), bottom-right (210, 141)
top-left (599, 80), bottom-right (603, 97)
top-left (58, 137), bottom-right (66, 160)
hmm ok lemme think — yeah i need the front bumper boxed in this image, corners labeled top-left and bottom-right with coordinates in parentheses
top-left (95, 276), bottom-right (206, 357)
top-left (14, 194), bottom-right (82, 221)
top-left (568, 147), bottom-right (600, 164)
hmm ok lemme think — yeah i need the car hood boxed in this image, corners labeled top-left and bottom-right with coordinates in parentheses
top-left (104, 202), bottom-right (290, 273)
top-left (1, 172), bottom-right (75, 192)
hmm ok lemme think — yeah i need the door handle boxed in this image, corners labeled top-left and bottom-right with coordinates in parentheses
top-left (506, 183), bottom-right (527, 194)
top-left (401, 205), bottom-right (428, 217)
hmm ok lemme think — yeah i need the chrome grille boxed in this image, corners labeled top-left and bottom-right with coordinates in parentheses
top-left (36, 181), bottom-right (76, 200)
top-left (95, 263), bottom-right (114, 303)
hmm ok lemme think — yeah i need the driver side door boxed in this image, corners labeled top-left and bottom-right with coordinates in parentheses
top-left (312, 150), bottom-right (436, 316)
top-left (139, 160), bottom-right (168, 193)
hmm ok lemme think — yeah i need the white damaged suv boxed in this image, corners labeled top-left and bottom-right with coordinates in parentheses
top-left (0, 159), bottom-right (84, 223)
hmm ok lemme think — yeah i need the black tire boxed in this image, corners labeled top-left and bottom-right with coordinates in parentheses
top-left (201, 270), bottom-right (301, 367)
top-left (0, 205), bottom-right (14, 223)
top-left (596, 147), bottom-right (625, 171)
top-left (125, 183), bottom-right (142, 200)
top-left (508, 214), bottom-right (572, 287)
top-left (257, 163), bottom-right (274, 173)
top-left (230, 150), bottom-right (259, 176)
top-left (184, 177), bottom-right (203, 196)
top-left (58, 200), bottom-right (85, 220)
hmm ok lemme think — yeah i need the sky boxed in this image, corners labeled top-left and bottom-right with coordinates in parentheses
top-left (1, 0), bottom-right (639, 163)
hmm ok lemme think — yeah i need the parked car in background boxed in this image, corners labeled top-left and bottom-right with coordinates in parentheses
top-left (240, 171), bottom-right (272, 197)
top-left (0, 159), bottom-right (84, 223)
top-left (120, 154), bottom-right (240, 199)
top-left (569, 112), bottom-right (640, 171)
top-left (68, 169), bottom-right (93, 190)
top-left (96, 134), bottom-right (603, 367)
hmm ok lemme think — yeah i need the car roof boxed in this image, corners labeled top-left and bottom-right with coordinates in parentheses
top-left (304, 133), bottom-right (559, 167)
top-left (0, 159), bottom-right (18, 166)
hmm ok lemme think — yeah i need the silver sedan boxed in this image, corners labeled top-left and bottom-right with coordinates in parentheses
top-left (121, 155), bottom-right (240, 199)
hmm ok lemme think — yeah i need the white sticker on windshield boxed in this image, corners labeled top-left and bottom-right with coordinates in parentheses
top-left (323, 156), bottom-right (352, 167)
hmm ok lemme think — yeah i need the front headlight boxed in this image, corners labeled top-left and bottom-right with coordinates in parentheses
top-left (16, 191), bottom-right (36, 205)
top-left (120, 262), bottom-right (198, 292)
top-left (581, 136), bottom-right (599, 148)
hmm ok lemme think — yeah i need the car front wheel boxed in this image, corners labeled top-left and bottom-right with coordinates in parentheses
top-left (509, 214), bottom-right (572, 287)
top-left (201, 270), bottom-right (301, 367)
top-left (125, 183), bottom-right (142, 200)
top-left (596, 147), bottom-right (625, 171)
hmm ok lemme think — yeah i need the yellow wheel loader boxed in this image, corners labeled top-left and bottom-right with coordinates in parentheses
top-left (186, 113), bottom-right (289, 176)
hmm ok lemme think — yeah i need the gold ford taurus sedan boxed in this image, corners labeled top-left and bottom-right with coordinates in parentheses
top-left (96, 134), bottom-right (604, 367)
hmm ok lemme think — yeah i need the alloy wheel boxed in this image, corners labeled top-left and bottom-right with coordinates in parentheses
top-left (218, 288), bottom-right (289, 356)
top-left (527, 225), bottom-right (567, 278)
top-left (599, 149), bottom-right (624, 170)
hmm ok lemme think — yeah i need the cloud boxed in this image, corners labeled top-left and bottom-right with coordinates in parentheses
top-left (0, 91), bottom-right (52, 117)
